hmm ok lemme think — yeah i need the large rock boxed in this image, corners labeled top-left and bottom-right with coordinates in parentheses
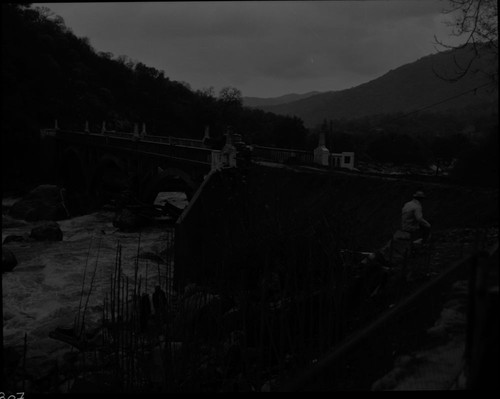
top-left (9, 185), bottom-right (70, 221)
top-left (2, 247), bottom-right (18, 272)
top-left (3, 233), bottom-right (31, 244)
top-left (30, 221), bottom-right (63, 241)
top-left (112, 208), bottom-right (148, 231)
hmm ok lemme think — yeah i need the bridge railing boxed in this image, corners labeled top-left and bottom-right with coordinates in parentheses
top-left (43, 126), bottom-right (323, 167)
top-left (278, 242), bottom-right (498, 391)
top-left (138, 139), bottom-right (212, 165)
top-left (46, 128), bottom-right (212, 165)
top-left (252, 145), bottom-right (314, 164)
top-left (104, 131), bottom-right (134, 139)
top-left (143, 134), bottom-right (206, 149)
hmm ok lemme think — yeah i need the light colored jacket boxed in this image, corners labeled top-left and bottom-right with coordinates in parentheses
top-left (401, 199), bottom-right (431, 232)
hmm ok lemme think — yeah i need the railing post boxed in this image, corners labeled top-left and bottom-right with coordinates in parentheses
top-left (222, 127), bottom-right (237, 167)
top-left (101, 121), bottom-right (106, 134)
top-left (54, 119), bottom-right (59, 130)
top-left (85, 120), bottom-right (90, 133)
top-left (133, 123), bottom-right (141, 141)
top-left (141, 122), bottom-right (147, 137)
top-left (211, 150), bottom-right (222, 171)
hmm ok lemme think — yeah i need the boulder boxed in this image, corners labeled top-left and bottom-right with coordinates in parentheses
top-left (2, 247), bottom-right (18, 272)
top-left (9, 185), bottom-right (70, 221)
top-left (30, 221), bottom-right (63, 241)
top-left (3, 233), bottom-right (31, 244)
top-left (3, 235), bottom-right (24, 244)
top-left (112, 208), bottom-right (148, 231)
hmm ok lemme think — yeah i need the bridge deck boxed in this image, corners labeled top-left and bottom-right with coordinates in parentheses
top-left (44, 129), bottom-right (213, 165)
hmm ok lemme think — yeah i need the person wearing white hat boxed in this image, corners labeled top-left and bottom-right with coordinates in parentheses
top-left (401, 190), bottom-right (431, 243)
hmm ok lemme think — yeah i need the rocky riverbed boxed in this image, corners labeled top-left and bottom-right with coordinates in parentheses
top-left (2, 193), bottom-right (186, 392)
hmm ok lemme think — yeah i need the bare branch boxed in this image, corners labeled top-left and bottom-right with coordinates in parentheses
top-left (433, 0), bottom-right (498, 84)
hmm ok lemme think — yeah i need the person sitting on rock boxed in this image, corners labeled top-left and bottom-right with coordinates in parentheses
top-left (401, 190), bottom-right (431, 244)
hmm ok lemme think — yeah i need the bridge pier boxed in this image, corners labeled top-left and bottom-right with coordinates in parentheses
top-left (39, 131), bottom-right (59, 184)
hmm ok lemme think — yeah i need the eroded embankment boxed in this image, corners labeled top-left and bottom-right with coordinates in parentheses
top-left (176, 165), bottom-right (498, 286)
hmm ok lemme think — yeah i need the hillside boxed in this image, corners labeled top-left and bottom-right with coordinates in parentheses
top-left (256, 46), bottom-right (498, 128)
top-left (243, 91), bottom-right (322, 108)
top-left (1, 4), bottom-right (309, 192)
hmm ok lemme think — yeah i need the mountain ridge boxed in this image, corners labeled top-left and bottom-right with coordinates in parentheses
top-left (243, 91), bottom-right (324, 107)
top-left (246, 47), bottom-right (498, 128)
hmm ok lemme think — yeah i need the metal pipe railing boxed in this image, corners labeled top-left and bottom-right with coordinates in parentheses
top-left (279, 248), bottom-right (484, 391)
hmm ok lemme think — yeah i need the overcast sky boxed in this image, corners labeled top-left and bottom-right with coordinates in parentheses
top-left (39, 1), bottom-right (463, 98)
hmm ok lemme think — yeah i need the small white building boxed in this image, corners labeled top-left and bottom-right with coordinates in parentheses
top-left (329, 152), bottom-right (355, 170)
top-left (313, 131), bottom-right (355, 170)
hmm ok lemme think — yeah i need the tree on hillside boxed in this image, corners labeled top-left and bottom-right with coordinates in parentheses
top-left (217, 86), bottom-right (243, 129)
top-left (434, 0), bottom-right (498, 84)
top-left (1, 3), bottom-right (319, 191)
top-left (365, 132), bottom-right (430, 166)
top-left (218, 86), bottom-right (243, 106)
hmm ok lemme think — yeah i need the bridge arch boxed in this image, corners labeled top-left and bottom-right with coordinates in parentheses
top-left (96, 153), bottom-right (127, 172)
top-left (59, 146), bottom-right (89, 214)
top-left (143, 167), bottom-right (197, 207)
top-left (60, 146), bottom-right (86, 188)
top-left (89, 153), bottom-right (130, 204)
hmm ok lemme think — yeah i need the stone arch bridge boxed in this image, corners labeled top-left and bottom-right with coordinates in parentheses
top-left (39, 124), bottom-right (355, 212)
top-left (40, 127), bottom-right (221, 211)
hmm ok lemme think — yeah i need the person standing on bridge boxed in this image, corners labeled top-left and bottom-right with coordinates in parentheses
top-left (401, 190), bottom-right (431, 244)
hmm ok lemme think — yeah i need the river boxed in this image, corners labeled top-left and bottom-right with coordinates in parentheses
top-left (2, 192), bottom-right (187, 389)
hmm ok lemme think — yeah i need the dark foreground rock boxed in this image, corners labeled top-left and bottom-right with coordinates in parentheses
top-left (30, 221), bottom-right (63, 241)
top-left (9, 185), bottom-right (70, 221)
top-left (3, 234), bottom-right (31, 244)
top-left (113, 208), bottom-right (149, 231)
top-left (2, 247), bottom-right (18, 272)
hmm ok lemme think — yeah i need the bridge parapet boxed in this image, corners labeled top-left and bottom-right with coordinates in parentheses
top-left (106, 130), bottom-right (134, 139)
top-left (252, 145), bottom-right (314, 164)
top-left (143, 134), bottom-right (206, 149)
top-left (40, 128), bottom-right (57, 138)
top-left (42, 128), bottom-right (213, 166)
top-left (41, 126), bottom-right (356, 170)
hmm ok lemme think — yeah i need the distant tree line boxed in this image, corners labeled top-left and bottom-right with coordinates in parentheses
top-left (1, 4), bottom-right (308, 192)
top-left (307, 109), bottom-right (498, 186)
